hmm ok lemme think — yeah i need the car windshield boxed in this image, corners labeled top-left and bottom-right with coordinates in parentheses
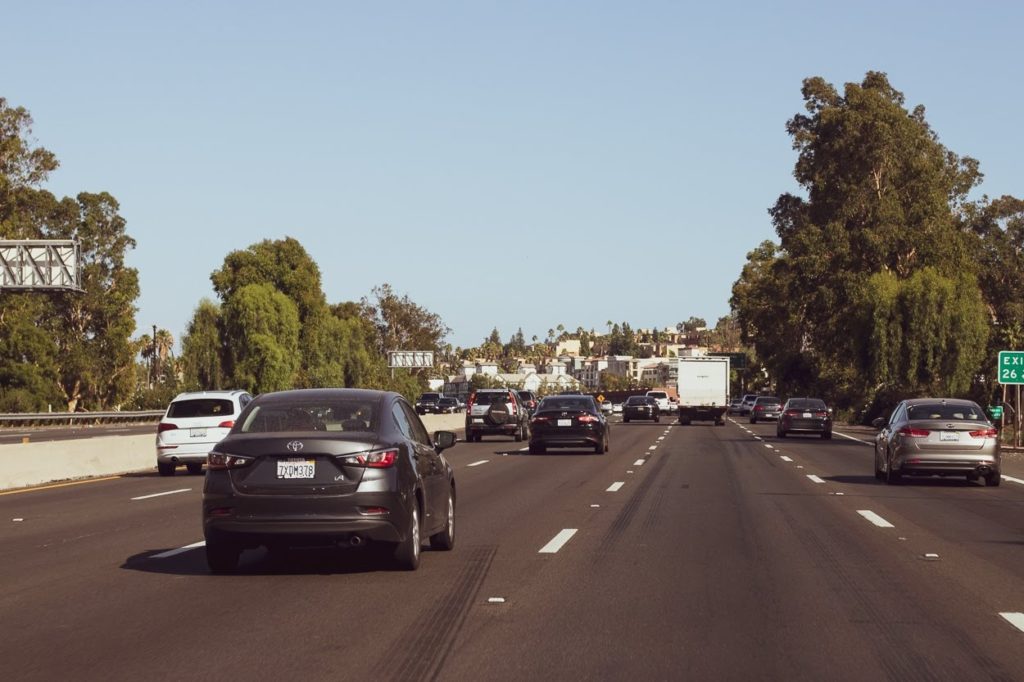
top-left (757, 398), bottom-right (780, 405)
top-left (418, 393), bottom-right (440, 401)
top-left (472, 392), bottom-right (509, 406)
top-left (439, 398), bottom-right (456, 405)
top-left (541, 397), bottom-right (595, 412)
top-left (648, 392), bottom-right (667, 399)
top-left (168, 398), bottom-right (234, 418)
top-left (239, 401), bottom-right (378, 433)
top-left (907, 403), bottom-right (984, 421)
top-left (788, 399), bottom-right (826, 410)
top-left (625, 396), bottom-right (648, 405)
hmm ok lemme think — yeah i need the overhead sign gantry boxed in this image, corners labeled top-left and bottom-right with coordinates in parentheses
top-left (0, 240), bottom-right (82, 291)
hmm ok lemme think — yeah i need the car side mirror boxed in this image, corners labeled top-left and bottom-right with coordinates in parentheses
top-left (434, 430), bottom-right (457, 451)
top-left (871, 417), bottom-right (885, 429)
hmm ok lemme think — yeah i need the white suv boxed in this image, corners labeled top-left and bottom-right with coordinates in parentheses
top-left (646, 390), bottom-right (672, 415)
top-left (155, 390), bottom-right (253, 476)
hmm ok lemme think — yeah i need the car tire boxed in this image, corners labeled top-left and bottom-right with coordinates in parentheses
top-left (654, 415), bottom-right (660, 423)
top-left (623, 417), bottom-right (630, 423)
top-left (822, 431), bottom-right (832, 440)
top-left (205, 538), bottom-right (241, 574)
top-left (777, 428), bottom-right (786, 437)
top-left (514, 423), bottom-right (524, 442)
top-left (594, 435), bottom-right (606, 455)
top-left (874, 456), bottom-right (884, 481)
top-left (430, 490), bottom-right (455, 551)
top-left (157, 461), bottom-right (176, 476)
top-left (885, 458), bottom-right (902, 485)
top-left (486, 404), bottom-right (509, 426)
top-left (986, 471), bottom-right (1001, 487)
top-left (393, 504), bottom-right (421, 571)
top-left (750, 417), bottom-right (757, 424)
top-left (185, 462), bottom-right (204, 475)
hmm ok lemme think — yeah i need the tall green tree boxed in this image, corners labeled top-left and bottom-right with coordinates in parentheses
top-left (222, 283), bottom-right (301, 393)
top-left (180, 299), bottom-right (226, 390)
top-left (733, 72), bottom-right (989, 405)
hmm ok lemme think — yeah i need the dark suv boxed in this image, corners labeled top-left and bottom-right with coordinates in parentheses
top-left (465, 388), bottom-right (530, 442)
top-left (415, 392), bottom-right (442, 415)
top-left (517, 390), bottom-right (539, 415)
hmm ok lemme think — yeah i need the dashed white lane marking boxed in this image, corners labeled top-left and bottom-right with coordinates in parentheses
top-left (648, 445), bottom-right (657, 451)
top-left (152, 540), bottom-right (205, 559)
top-left (606, 482), bottom-right (625, 492)
top-left (764, 444), bottom-right (774, 450)
top-left (1000, 613), bottom-right (1024, 633)
top-left (657, 436), bottom-right (665, 441)
top-left (633, 459), bottom-right (646, 466)
top-left (539, 529), bottom-right (577, 554)
top-left (780, 456), bottom-right (793, 462)
top-left (754, 436), bottom-right (762, 441)
top-left (1003, 475), bottom-right (1024, 485)
top-left (806, 475), bottom-right (826, 484)
top-left (131, 488), bottom-right (191, 501)
top-left (834, 431), bottom-right (873, 445)
top-left (857, 510), bottom-right (895, 528)
top-left (468, 460), bottom-right (489, 467)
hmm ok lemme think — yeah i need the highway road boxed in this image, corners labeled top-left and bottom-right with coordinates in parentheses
top-left (3, 416), bottom-right (1023, 680)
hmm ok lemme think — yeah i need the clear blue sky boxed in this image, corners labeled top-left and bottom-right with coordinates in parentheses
top-left (5, 1), bottom-right (1021, 349)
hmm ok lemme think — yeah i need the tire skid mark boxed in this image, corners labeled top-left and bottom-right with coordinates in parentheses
top-left (377, 545), bottom-right (497, 681)
top-left (594, 451), bottom-right (671, 562)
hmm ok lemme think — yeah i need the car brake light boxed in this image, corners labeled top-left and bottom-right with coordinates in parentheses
top-left (898, 426), bottom-right (930, 437)
top-left (785, 410), bottom-right (800, 417)
top-left (157, 422), bottom-right (177, 433)
top-left (755, 405), bottom-right (764, 412)
top-left (218, 420), bottom-right (235, 428)
top-left (969, 427), bottom-right (998, 438)
top-left (207, 451), bottom-right (253, 470)
top-left (343, 448), bottom-right (398, 468)
top-left (577, 414), bottom-right (599, 423)
top-left (531, 416), bottom-right (551, 424)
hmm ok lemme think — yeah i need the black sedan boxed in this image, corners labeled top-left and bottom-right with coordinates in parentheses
top-left (528, 395), bottom-right (610, 454)
top-left (622, 395), bottom-right (660, 423)
top-left (202, 388), bottom-right (457, 573)
top-left (777, 398), bottom-right (832, 439)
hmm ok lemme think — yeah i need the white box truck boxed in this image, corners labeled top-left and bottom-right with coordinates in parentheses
top-left (677, 356), bottom-right (730, 425)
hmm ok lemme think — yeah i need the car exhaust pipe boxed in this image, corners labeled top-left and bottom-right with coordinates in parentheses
top-left (349, 535), bottom-right (363, 547)
top-left (976, 465), bottom-right (991, 476)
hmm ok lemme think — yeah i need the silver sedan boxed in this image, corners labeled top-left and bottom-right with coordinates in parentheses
top-left (872, 398), bottom-right (1000, 486)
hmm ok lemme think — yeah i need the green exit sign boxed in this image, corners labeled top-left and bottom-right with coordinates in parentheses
top-left (998, 351), bottom-right (1024, 384)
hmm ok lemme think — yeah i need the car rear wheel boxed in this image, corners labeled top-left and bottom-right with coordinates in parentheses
top-left (205, 538), bottom-right (241, 574)
top-left (393, 505), bottom-right (421, 571)
top-left (821, 431), bottom-right (832, 440)
top-left (430, 491), bottom-right (455, 550)
top-left (594, 435), bottom-right (606, 454)
top-left (514, 423), bottom-right (524, 442)
top-left (185, 462), bottom-right (204, 475)
top-left (654, 415), bottom-right (660, 423)
top-left (157, 461), bottom-right (176, 476)
top-left (750, 417), bottom-right (757, 424)
top-left (986, 471), bottom-right (1001, 487)
top-left (623, 417), bottom-right (630, 423)
top-left (529, 442), bottom-right (546, 454)
top-left (885, 458), bottom-right (902, 485)
top-left (777, 428), bottom-right (786, 438)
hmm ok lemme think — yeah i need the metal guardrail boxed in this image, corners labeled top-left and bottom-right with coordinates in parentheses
top-left (0, 410), bottom-right (164, 426)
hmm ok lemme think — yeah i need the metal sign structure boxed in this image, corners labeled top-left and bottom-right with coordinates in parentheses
top-left (388, 351), bottom-right (434, 369)
top-left (0, 240), bottom-right (82, 291)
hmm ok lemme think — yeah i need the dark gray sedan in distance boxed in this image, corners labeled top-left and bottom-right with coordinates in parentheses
top-left (202, 388), bottom-right (457, 573)
top-left (872, 398), bottom-right (1000, 486)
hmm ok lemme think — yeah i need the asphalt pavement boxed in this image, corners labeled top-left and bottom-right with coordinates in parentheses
top-left (2, 416), bottom-right (1023, 680)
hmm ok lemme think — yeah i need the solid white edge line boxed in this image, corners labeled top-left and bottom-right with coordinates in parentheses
top-left (467, 460), bottom-right (489, 467)
top-left (131, 488), bottom-right (191, 501)
top-left (539, 529), bottom-right (578, 554)
top-left (999, 612), bottom-right (1024, 633)
top-left (606, 482), bottom-right (625, 492)
top-left (633, 459), bottom-right (646, 466)
top-left (1003, 475), bottom-right (1024, 485)
top-left (152, 540), bottom-right (206, 559)
top-left (780, 455), bottom-right (793, 462)
top-left (834, 431), bottom-right (873, 445)
top-left (806, 474), bottom-right (825, 484)
top-left (857, 510), bottom-right (895, 528)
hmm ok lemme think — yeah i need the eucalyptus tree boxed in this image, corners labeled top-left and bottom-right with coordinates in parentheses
top-left (733, 72), bottom-right (989, 406)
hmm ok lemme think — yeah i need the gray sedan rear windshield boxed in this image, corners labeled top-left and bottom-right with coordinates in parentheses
top-left (168, 399), bottom-right (234, 418)
top-left (907, 403), bottom-right (983, 421)
top-left (240, 401), bottom-right (379, 433)
top-left (788, 399), bottom-right (826, 410)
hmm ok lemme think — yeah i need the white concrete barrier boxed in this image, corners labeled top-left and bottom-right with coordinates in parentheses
top-left (0, 413), bottom-right (467, 491)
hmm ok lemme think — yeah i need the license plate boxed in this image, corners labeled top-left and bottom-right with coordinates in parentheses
top-left (939, 431), bottom-right (959, 442)
top-left (802, 412), bottom-right (812, 418)
top-left (277, 458), bottom-right (315, 479)
top-left (473, 418), bottom-right (484, 423)
top-left (190, 428), bottom-right (207, 438)
top-left (557, 419), bottom-right (572, 427)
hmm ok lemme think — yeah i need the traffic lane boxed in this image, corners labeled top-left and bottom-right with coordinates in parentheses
top-left (0, 423), bottom-right (156, 444)
top-left (0, 414), bottom-right (667, 679)
top-left (739, 418), bottom-right (1024, 626)
top-left (442, 418), bottom-right (1024, 680)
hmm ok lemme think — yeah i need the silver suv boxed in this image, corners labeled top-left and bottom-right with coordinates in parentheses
top-left (465, 388), bottom-right (530, 442)
top-left (155, 390), bottom-right (253, 475)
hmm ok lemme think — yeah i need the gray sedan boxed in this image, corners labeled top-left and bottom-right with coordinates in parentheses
top-left (872, 398), bottom-right (1000, 486)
